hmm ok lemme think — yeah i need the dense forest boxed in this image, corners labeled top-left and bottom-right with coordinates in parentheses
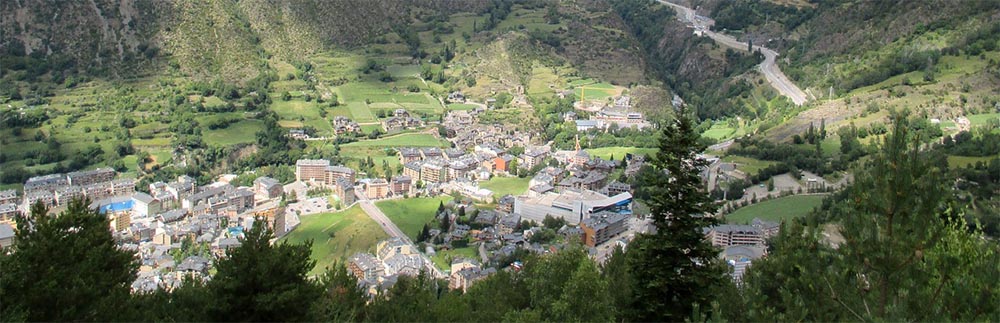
top-left (2, 110), bottom-right (997, 322)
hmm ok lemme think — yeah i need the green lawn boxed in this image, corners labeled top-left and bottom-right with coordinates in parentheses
top-left (721, 155), bottom-right (779, 177)
top-left (479, 176), bottom-right (530, 198)
top-left (947, 155), bottom-right (997, 168)
top-left (447, 103), bottom-right (479, 111)
top-left (573, 82), bottom-right (619, 100)
top-left (585, 147), bottom-right (657, 161)
top-left (280, 205), bottom-right (388, 276)
top-left (967, 113), bottom-right (1000, 126)
top-left (203, 120), bottom-right (264, 146)
top-left (343, 133), bottom-right (449, 147)
top-left (726, 195), bottom-right (826, 224)
top-left (702, 123), bottom-right (736, 140)
top-left (375, 196), bottom-right (453, 240)
top-left (431, 247), bottom-right (480, 271)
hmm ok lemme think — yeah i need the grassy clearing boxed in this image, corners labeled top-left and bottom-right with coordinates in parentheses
top-left (703, 123), bottom-right (736, 140)
top-left (947, 155), bottom-right (997, 168)
top-left (573, 82), bottom-right (620, 100)
top-left (203, 120), bottom-right (264, 146)
top-left (375, 196), bottom-right (453, 240)
top-left (967, 113), bottom-right (1000, 126)
top-left (431, 247), bottom-right (480, 271)
top-left (479, 176), bottom-right (531, 198)
top-left (725, 195), bottom-right (826, 224)
top-left (343, 133), bottom-right (449, 147)
top-left (447, 103), bottom-right (479, 111)
top-left (280, 205), bottom-right (389, 276)
top-left (585, 147), bottom-right (657, 160)
top-left (721, 155), bottom-right (779, 177)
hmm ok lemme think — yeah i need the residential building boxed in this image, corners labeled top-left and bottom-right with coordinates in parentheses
top-left (0, 223), bottom-right (14, 249)
top-left (111, 178), bottom-right (136, 195)
top-left (493, 154), bottom-right (515, 173)
top-left (296, 159), bottom-right (330, 182)
top-left (366, 179), bottom-right (390, 200)
top-left (132, 192), bottom-right (161, 217)
top-left (403, 161), bottom-right (422, 181)
top-left (0, 203), bottom-right (19, 224)
top-left (325, 165), bottom-right (356, 186)
top-left (23, 174), bottom-right (67, 193)
top-left (0, 189), bottom-right (19, 205)
top-left (333, 116), bottom-right (362, 134)
top-left (66, 167), bottom-right (115, 186)
top-left (398, 148), bottom-right (422, 165)
top-left (449, 259), bottom-right (495, 292)
top-left (383, 254), bottom-right (425, 277)
top-left (182, 184), bottom-right (233, 210)
top-left (518, 146), bottom-right (550, 169)
top-left (705, 225), bottom-right (765, 247)
top-left (226, 189), bottom-right (255, 213)
top-left (253, 176), bottom-right (283, 199)
top-left (497, 213), bottom-right (521, 235)
top-left (23, 191), bottom-right (55, 209)
top-left (335, 178), bottom-right (357, 205)
top-left (376, 237), bottom-right (414, 260)
top-left (580, 211), bottom-right (629, 247)
top-left (601, 181), bottom-right (632, 196)
top-left (420, 147), bottom-right (443, 160)
top-left (497, 195), bottom-right (515, 213)
top-left (390, 176), bottom-right (412, 196)
top-left (349, 253), bottom-right (384, 280)
top-left (54, 186), bottom-right (84, 205)
top-left (420, 159), bottom-right (447, 184)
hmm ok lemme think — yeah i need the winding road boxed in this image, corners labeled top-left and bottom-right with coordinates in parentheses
top-left (656, 0), bottom-right (809, 106)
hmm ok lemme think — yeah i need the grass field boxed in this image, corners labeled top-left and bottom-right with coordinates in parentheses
top-left (479, 177), bottom-right (531, 198)
top-left (722, 155), bottom-right (779, 177)
top-left (947, 155), bottom-right (997, 168)
top-left (585, 147), bottom-right (657, 161)
top-left (726, 195), bottom-right (826, 224)
top-left (703, 123), bottom-right (736, 140)
top-left (280, 205), bottom-right (389, 276)
top-left (447, 103), bottom-right (479, 110)
top-left (375, 196), bottom-right (453, 240)
top-left (203, 120), bottom-right (264, 146)
top-left (343, 133), bottom-right (449, 147)
top-left (431, 247), bottom-right (480, 271)
top-left (573, 82), bottom-right (620, 100)
top-left (967, 113), bottom-right (1000, 126)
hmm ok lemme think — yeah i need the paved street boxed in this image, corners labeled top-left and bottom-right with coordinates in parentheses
top-left (656, 0), bottom-right (809, 106)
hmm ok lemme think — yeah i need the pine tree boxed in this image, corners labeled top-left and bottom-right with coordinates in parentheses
top-left (0, 199), bottom-right (139, 321)
top-left (207, 219), bottom-right (321, 321)
top-left (626, 107), bottom-right (725, 321)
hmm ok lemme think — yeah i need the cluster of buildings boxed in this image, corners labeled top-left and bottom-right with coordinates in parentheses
top-left (397, 144), bottom-right (535, 193)
top-left (295, 159), bottom-right (411, 202)
top-left (570, 95), bottom-right (651, 131)
top-left (381, 109), bottom-right (424, 132)
top-left (348, 237), bottom-right (436, 297)
top-left (0, 167), bottom-right (291, 292)
top-left (704, 218), bottom-right (781, 282)
top-left (333, 116), bottom-right (362, 135)
top-left (441, 110), bottom-right (531, 150)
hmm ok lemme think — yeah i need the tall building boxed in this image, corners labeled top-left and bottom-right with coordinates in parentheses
top-left (325, 165), bottom-right (356, 186)
top-left (296, 159), bottom-right (330, 182)
top-left (580, 211), bottom-right (629, 247)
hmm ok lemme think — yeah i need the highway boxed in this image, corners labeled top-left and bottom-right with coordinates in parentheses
top-left (656, 0), bottom-right (809, 106)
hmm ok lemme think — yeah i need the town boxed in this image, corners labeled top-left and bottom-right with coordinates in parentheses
top-left (0, 91), bottom-right (790, 295)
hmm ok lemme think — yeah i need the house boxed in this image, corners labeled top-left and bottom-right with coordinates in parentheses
top-left (447, 91), bottom-right (466, 102)
top-left (493, 154), bottom-right (515, 173)
top-left (580, 211), bottom-right (629, 247)
top-left (366, 179), bottom-right (390, 200)
top-left (332, 116), bottom-right (362, 134)
top-left (448, 260), bottom-right (495, 292)
top-left (575, 120), bottom-right (602, 131)
top-left (497, 195), bottom-right (515, 213)
top-left (253, 176), bottom-right (283, 199)
top-left (497, 213), bottom-right (521, 235)
top-left (289, 129), bottom-right (309, 140)
top-left (474, 209), bottom-right (499, 226)
top-left (132, 192), bottom-right (161, 217)
top-left (381, 112), bottom-right (424, 132)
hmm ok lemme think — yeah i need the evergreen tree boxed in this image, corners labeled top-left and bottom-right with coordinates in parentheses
top-left (626, 108), bottom-right (726, 321)
top-left (0, 199), bottom-right (139, 321)
top-left (311, 262), bottom-right (367, 321)
top-left (207, 219), bottom-right (321, 321)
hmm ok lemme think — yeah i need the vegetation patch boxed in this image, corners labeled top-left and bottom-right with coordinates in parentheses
top-left (279, 205), bottom-right (388, 276)
top-left (725, 195), bottom-right (826, 224)
top-left (375, 196), bottom-right (453, 240)
top-left (479, 177), bottom-right (531, 198)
